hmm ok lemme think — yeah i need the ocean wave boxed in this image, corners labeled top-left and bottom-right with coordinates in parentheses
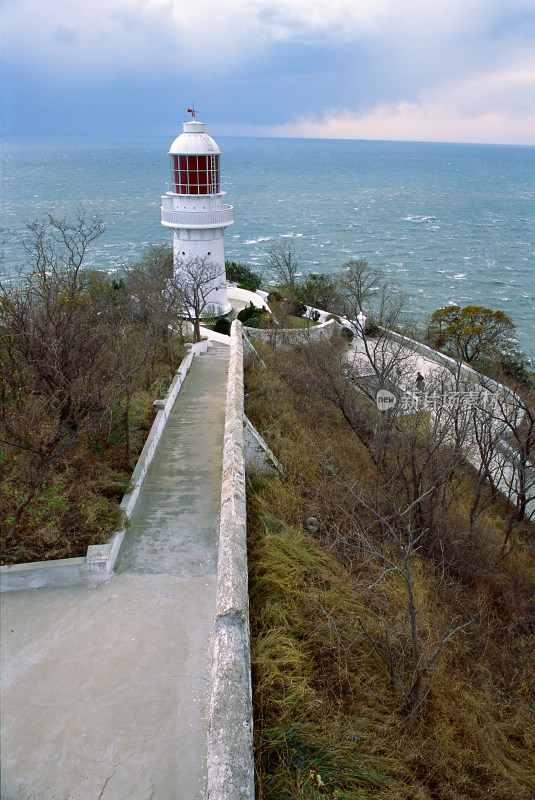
top-left (404, 215), bottom-right (439, 224)
top-left (453, 273), bottom-right (467, 279)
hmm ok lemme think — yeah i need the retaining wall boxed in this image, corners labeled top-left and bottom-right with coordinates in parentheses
top-left (243, 318), bottom-right (339, 347)
top-left (0, 339), bottom-right (213, 592)
top-left (207, 319), bottom-right (255, 799)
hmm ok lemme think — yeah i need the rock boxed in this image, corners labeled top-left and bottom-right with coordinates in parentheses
top-left (305, 516), bottom-right (320, 533)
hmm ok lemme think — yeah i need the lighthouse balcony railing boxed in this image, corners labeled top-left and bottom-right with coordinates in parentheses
top-left (160, 205), bottom-right (234, 229)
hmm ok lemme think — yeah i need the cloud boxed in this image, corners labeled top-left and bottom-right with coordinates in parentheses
top-left (2, 0), bottom-right (534, 143)
top-left (253, 104), bottom-right (535, 146)
top-left (4, 0), bottom-right (533, 76)
top-left (1, 0), bottom-right (267, 78)
top-left (252, 63), bottom-right (535, 145)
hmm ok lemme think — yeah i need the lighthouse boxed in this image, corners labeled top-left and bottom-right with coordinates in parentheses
top-left (161, 112), bottom-right (233, 315)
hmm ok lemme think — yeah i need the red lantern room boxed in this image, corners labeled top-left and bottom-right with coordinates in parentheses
top-left (168, 120), bottom-right (221, 195)
top-left (170, 153), bottom-right (220, 194)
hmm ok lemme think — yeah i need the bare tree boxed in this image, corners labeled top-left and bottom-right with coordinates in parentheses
top-left (338, 259), bottom-right (383, 317)
top-left (172, 256), bottom-right (226, 342)
top-left (98, 248), bottom-right (179, 466)
top-left (462, 392), bottom-right (509, 540)
top-left (126, 244), bottom-right (182, 372)
top-left (108, 321), bottom-right (156, 467)
top-left (266, 241), bottom-right (302, 289)
top-left (19, 205), bottom-right (105, 290)
top-left (328, 470), bottom-right (471, 712)
top-left (482, 386), bottom-right (535, 550)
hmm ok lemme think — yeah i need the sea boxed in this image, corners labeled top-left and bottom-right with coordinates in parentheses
top-left (1, 137), bottom-right (534, 358)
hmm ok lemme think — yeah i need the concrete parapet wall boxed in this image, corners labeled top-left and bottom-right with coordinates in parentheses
top-left (244, 415), bottom-right (283, 476)
top-left (227, 285), bottom-right (270, 310)
top-left (207, 319), bottom-right (254, 799)
top-left (0, 340), bottom-right (210, 592)
top-left (243, 318), bottom-right (339, 347)
top-left (199, 326), bottom-right (234, 345)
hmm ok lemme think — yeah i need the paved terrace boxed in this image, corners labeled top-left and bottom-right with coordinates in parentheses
top-left (1, 344), bottom-right (230, 800)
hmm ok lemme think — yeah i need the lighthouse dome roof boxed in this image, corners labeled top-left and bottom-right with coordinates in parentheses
top-left (168, 121), bottom-right (221, 156)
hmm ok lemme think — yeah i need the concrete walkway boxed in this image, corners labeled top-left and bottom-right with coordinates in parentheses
top-left (1, 344), bottom-right (230, 800)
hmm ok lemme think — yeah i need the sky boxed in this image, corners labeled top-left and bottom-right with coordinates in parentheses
top-left (1, 0), bottom-right (534, 145)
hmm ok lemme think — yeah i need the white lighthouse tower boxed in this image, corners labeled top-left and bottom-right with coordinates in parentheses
top-left (160, 111), bottom-right (233, 315)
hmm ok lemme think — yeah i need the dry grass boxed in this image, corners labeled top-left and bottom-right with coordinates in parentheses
top-left (246, 347), bottom-right (535, 800)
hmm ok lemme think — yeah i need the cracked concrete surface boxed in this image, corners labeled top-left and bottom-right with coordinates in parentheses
top-left (1, 345), bottom-right (230, 800)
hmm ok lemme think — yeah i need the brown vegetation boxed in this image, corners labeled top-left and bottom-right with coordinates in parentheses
top-left (1, 212), bottom-right (186, 564)
top-left (245, 342), bottom-right (535, 799)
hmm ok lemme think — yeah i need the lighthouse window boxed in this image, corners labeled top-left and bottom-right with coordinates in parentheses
top-left (171, 154), bottom-right (220, 195)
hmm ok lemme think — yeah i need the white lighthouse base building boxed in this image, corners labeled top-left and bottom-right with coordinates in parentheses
top-left (161, 118), bottom-right (233, 317)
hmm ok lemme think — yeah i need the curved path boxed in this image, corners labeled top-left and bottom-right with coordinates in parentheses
top-left (1, 344), bottom-right (230, 800)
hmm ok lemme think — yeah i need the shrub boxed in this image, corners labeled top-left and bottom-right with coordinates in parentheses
top-left (244, 310), bottom-right (271, 329)
top-left (364, 322), bottom-right (380, 337)
top-left (237, 303), bottom-right (258, 323)
top-left (499, 350), bottom-right (534, 387)
top-left (289, 300), bottom-right (307, 318)
top-left (267, 289), bottom-right (283, 303)
top-left (225, 260), bottom-right (262, 291)
top-left (295, 273), bottom-right (340, 312)
top-left (214, 317), bottom-right (231, 336)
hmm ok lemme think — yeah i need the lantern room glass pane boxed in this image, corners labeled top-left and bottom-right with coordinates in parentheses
top-left (197, 155), bottom-right (208, 194)
top-left (171, 155), bottom-right (180, 193)
top-left (169, 152), bottom-right (221, 194)
top-left (214, 155), bottom-right (220, 193)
